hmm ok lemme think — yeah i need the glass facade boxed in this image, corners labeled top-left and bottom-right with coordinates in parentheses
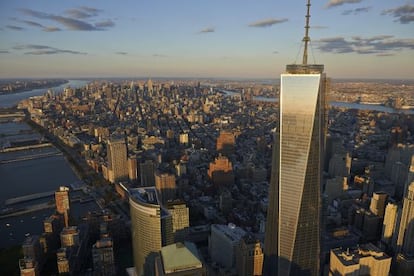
top-left (265, 69), bottom-right (326, 276)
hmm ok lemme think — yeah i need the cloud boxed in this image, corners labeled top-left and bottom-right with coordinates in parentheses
top-left (6, 25), bottom-right (24, 31)
top-left (115, 52), bottom-right (128, 55)
top-left (342, 6), bottom-right (371, 15)
top-left (316, 35), bottom-right (414, 55)
top-left (19, 8), bottom-right (114, 31)
top-left (21, 20), bottom-right (61, 32)
top-left (382, 4), bottom-right (414, 24)
top-left (12, 44), bottom-right (86, 55)
top-left (325, 0), bottom-right (363, 8)
top-left (95, 20), bottom-right (115, 28)
top-left (65, 6), bottom-right (102, 19)
top-left (153, 54), bottom-right (168, 58)
top-left (312, 25), bottom-right (329, 29)
top-left (248, 18), bottom-right (288, 27)
top-left (43, 26), bottom-right (61, 32)
top-left (22, 20), bottom-right (44, 28)
top-left (273, 51), bottom-right (279, 54)
top-left (198, 27), bottom-right (215, 33)
top-left (0, 50), bottom-right (10, 54)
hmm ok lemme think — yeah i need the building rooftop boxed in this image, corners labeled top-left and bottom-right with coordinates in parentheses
top-left (331, 243), bottom-right (391, 267)
top-left (161, 242), bottom-right (203, 274)
top-left (211, 223), bottom-right (246, 243)
top-left (129, 187), bottom-right (170, 217)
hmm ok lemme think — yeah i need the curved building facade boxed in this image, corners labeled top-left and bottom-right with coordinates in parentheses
top-left (129, 188), bottom-right (172, 276)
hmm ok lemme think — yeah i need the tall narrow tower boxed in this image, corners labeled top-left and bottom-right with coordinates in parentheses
top-left (107, 137), bottom-right (128, 183)
top-left (264, 1), bottom-right (327, 275)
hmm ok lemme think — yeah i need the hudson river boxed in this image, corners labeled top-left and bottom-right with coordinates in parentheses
top-left (0, 80), bottom-right (93, 248)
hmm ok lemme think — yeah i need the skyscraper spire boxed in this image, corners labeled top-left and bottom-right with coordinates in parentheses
top-left (302, 0), bottom-right (311, 65)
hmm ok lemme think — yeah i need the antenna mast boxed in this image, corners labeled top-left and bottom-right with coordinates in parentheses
top-left (302, 0), bottom-right (311, 65)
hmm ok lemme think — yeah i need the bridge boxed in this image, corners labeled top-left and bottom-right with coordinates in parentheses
top-left (0, 151), bottom-right (62, 164)
top-left (0, 143), bottom-right (53, 153)
top-left (4, 190), bottom-right (56, 206)
top-left (0, 202), bottom-right (54, 219)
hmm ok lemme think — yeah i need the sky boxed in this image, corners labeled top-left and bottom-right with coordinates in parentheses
top-left (0, 0), bottom-right (413, 79)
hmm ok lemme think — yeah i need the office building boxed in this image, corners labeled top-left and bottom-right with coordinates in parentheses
top-left (396, 182), bottom-right (414, 256)
top-left (130, 187), bottom-right (173, 276)
top-left (329, 244), bottom-right (391, 276)
top-left (140, 160), bottom-right (156, 186)
top-left (209, 223), bottom-right (246, 271)
top-left (236, 234), bottom-right (264, 276)
top-left (22, 235), bottom-right (43, 268)
top-left (92, 237), bottom-right (116, 276)
top-left (107, 137), bottom-right (129, 183)
top-left (155, 172), bottom-right (176, 204)
top-left (55, 186), bottom-right (70, 227)
top-left (208, 155), bottom-right (234, 188)
top-left (264, 1), bottom-right (327, 274)
top-left (154, 242), bottom-right (206, 276)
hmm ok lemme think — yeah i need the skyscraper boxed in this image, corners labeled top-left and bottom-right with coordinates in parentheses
top-left (264, 1), bottom-right (327, 275)
top-left (129, 187), bottom-right (173, 276)
top-left (396, 182), bottom-right (414, 256)
top-left (107, 137), bottom-right (128, 184)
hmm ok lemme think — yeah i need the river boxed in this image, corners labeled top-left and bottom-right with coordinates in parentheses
top-left (0, 79), bottom-right (98, 248)
top-left (0, 79), bottom-right (89, 108)
top-left (220, 89), bottom-right (414, 115)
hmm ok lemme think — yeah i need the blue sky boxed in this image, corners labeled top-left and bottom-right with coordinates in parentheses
top-left (0, 0), bottom-right (413, 79)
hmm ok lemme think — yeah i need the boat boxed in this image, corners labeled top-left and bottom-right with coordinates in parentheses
top-left (25, 233), bottom-right (30, 237)
top-left (6, 223), bottom-right (10, 227)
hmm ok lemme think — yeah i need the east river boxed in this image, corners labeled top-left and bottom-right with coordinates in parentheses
top-left (0, 80), bottom-right (94, 248)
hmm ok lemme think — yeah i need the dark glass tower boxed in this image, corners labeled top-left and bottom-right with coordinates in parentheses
top-left (264, 1), bottom-right (327, 275)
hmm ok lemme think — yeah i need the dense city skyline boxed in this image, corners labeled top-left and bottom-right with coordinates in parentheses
top-left (1, 0), bottom-right (414, 79)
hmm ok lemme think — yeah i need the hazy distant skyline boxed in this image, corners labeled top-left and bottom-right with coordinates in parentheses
top-left (0, 0), bottom-right (413, 79)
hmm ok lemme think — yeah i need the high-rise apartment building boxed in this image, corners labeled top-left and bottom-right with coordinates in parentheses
top-left (216, 131), bottom-right (235, 156)
top-left (166, 200), bottom-right (189, 243)
top-left (264, 1), bottom-right (327, 275)
top-left (140, 159), bottom-right (156, 186)
top-left (92, 237), bottom-right (116, 276)
top-left (155, 172), bottom-right (176, 204)
top-left (208, 155), bottom-right (234, 187)
top-left (19, 258), bottom-right (39, 276)
top-left (236, 234), bottom-right (264, 276)
top-left (329, 244), bottom-right (391, 276)
top-left (369, 192), bottom-right (388, 217)
top-left (128, 156), bottom-right (138, 182)
top-left (381, 202), bottom-right (398, 247)
top-left (129, 187), bottom-right (173, 276)
top-left (55, 186), bottom-right (70, 227)
top-left (107, 137), bottom-right (128, 183)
